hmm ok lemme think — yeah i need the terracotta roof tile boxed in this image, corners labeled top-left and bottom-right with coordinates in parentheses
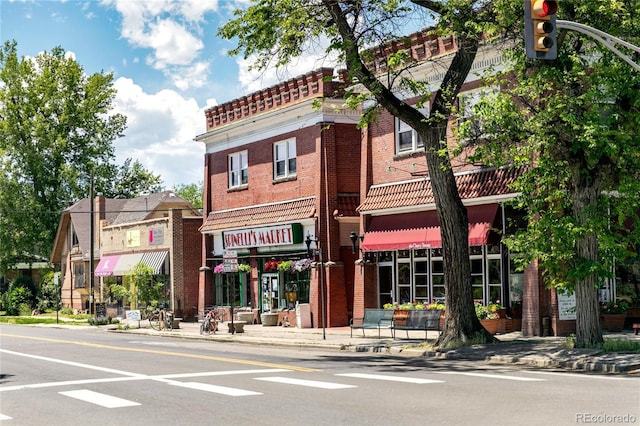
top-left (200, 197), bottom-right (316, 233)
top-left (357, 167), bottom-right (523, 213)
top-left (336, 193), bottom-right (360, 217)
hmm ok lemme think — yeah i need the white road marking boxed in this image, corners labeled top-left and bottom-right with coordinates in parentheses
top-left (0, 376), bottom-right (148, 392)
top-left (156, 369), bottom-right (290, 380)
top-left (0, 349), bottom-right (145, 378)
top-left (336, 373), bottom-right (444, 384)
top-left (255, 377), bottom-right (356, 389)
top-left (59, 390), bottom-right (140, 408)
top-left (168, 381), bottom-right (262, 396)
top-left (435, 371), bottom-right (545, 381)
top-left (523, 371), bottom-right (633, 380)
top-left (0, 414), bottom-right (12, 421)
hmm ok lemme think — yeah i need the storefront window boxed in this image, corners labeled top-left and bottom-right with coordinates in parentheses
top-left (214, 274), bottom-right (243, 307)
top-left (283, 271), bottom-right (310, 309)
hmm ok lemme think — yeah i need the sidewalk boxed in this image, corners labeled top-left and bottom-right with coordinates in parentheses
top-left (114, 319), bottom-right (640, 375)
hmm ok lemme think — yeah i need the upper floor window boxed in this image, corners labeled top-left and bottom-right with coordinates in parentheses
top-left (228, 151), bottom-right (248, 189)
top-left (274, 138), bottom-right (296, 179)
top-left (458, 86), bottom-right (499, 139)
top-left (395, 108), bottom-right (427, 154)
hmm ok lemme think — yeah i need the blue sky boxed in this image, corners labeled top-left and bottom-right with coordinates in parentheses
top-left (1, 0), bottom-right (333, 188)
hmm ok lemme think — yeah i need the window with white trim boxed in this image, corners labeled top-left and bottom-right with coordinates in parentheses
top-left (395, 108), bottom-right (427, 154)
top-left (228, 151), bottom-right (248, 189)
top-left (458, 86), bottom-right (499, 139)
top-left (274, 139), bottom-right (296, 179)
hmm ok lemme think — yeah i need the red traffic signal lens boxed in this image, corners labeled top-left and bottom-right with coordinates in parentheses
top-left (532, 0), bottom-right (558, 18)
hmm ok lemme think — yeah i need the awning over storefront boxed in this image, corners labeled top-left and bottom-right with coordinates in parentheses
top-left (111, 253), bottom-right (144, 276)
top-left (94, 255), bottom-right (120, 277)
top-left (141, 251), bottom-right (168, 274)
top-left (361, 204), bottom-right (499, 252)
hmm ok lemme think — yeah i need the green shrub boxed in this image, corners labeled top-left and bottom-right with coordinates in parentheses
top-left (60, 307), bottom-right (74, 315)
top-left (6, 287), bottom-right (33, 315)
top-left (88, 316), bottom-right (116, 326)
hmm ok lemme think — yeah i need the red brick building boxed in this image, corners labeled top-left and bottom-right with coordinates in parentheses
top-left (197, 29), bottom-right (636, 336)
top-left (197, 68), bottom-right (361, 327)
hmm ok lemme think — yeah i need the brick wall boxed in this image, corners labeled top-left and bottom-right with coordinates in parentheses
top-left (179, 215), bottom-right (202, 321)
top-left (204, 68), bottom-right (344, 131)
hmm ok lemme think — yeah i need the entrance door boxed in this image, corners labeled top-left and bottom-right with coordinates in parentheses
top-left (261, 273), bottom-right (279, 311)
top-left (377, 264), bottom-right (394, 307)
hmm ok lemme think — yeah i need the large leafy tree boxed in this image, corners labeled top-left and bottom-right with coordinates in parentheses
top-left (0, 41), bottom-right (161, 274)
top-left (100, 158), bottom-right (164, 199)
top-left (172, 182), bottom-right (204, 210)
top-left (463, 2), bottom-right (640, 346)
top-left (219, 0), bottom-right (523, 346)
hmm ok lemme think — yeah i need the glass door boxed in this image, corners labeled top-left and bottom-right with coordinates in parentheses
top-left (261, 273), bottom-right (279, 311)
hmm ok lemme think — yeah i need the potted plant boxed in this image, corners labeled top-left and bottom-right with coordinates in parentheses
top-left (476, 303), bottom-right (500, 335)
top-left (277, 260), bottom-right (293, 272)
top-left (264, 259), bottom-right (280, 271)
top-left (600, 300), bottom-right (628, 332)
top-left (427, 301), bottom-right (446, 328)
top-left (292, 258), bottom-right (313, 272)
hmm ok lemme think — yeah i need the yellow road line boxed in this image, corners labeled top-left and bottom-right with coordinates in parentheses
top-left (0, 333), bottom-right (319, 372)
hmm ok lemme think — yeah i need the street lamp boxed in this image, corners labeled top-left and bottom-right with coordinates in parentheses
top-left (305, 233), bottom-right (326, 340)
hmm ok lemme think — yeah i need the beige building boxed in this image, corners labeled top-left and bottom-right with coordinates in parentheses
top-left (51, 191), bottom-right (202, 320)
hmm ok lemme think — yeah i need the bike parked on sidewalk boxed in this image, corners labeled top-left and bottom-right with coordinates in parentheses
top-left (200, 307), bottom-right (220, 335)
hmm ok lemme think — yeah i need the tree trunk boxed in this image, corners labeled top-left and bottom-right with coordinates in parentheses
top-left (572, 185), bottom-right (604, 346)
top-left (426, 124), bottom-right (494, 347)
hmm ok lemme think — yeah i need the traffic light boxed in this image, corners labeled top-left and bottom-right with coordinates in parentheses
top-left (524, 0), bottom-right (558, 60)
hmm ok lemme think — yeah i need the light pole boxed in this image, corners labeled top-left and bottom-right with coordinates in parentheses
top-left (305, 233), bottom-right (326, 340)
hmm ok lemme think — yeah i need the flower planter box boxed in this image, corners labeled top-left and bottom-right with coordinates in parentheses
top-left (392, 310), bottom-right (409, 327)
top-left (260, 312), bottom-right (279, 326)
top-left (481, 319), bottom-right (499, 335)
top-left (236, 312), bottom-right (255, 324)
top-left (601, 314), bottom-right (626, 332)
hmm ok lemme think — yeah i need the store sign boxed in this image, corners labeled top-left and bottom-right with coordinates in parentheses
top-left (223, 223), bottom-right (303, 249)
top-left (557, 291), bottom-right (576, 320)
top-left (223, 250), bottom-right (238, 273)
top-left (149, 227), bottom-right (164, 245)
top-left (126, 230), bottom-right (140, 247)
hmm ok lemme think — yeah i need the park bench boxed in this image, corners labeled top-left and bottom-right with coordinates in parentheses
top-left (391, 309), bottom-right (443, 340)
top-left (350, 308), bottom-right (394, 338)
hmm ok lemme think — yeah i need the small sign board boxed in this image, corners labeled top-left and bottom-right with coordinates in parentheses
top-left (223, 250), bottom-right (238, 273)
top-left (126, 310), bottom-right (141, 321)
top-left (557, 292), bottom-right (576, 321)
top-left (95, 303), bottom-right (107, 320)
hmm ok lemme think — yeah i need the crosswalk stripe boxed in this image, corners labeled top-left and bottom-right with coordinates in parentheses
top-left (59, 390), bottom-right (140, 408)
top-left (168, 381), bottom-right (262, 396)
top-left (435, 372), bottom-right (545, 381)
top-left (255, 377), bottom-right (356, 389)
top-left (336, 373), bottom-right (444, 384)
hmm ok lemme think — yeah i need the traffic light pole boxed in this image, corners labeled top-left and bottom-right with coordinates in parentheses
top-left (556, 20), bottom-right (640, 72)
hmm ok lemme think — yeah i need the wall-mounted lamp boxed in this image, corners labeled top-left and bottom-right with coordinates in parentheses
top-left (305, 233), bottom-right (318, 259)
top-left (349, 231), bottom-right (364, 254)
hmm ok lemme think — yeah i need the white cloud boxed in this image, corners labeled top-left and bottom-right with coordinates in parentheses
top-left (171, 61), bottom-right (210, 91)
top-left (102, 0), bottom-right (219, 89)
top-left (112, 77), bottom-right (207, 188)
top-left (236, 35), bottom-right (340, 93)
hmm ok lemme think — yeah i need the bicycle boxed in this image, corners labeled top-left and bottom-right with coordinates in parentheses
top-left (200, 307), bottom-right (220, 335)
top-left (148, 306), bottom-right (173, 331)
